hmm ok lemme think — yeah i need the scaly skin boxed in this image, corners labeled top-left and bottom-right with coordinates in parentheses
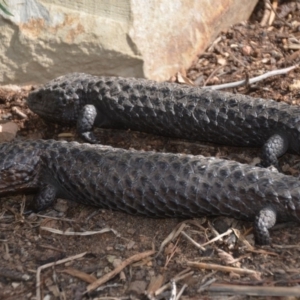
top-left (27, 73), bottom-right (300, 168)
top-left (1, 139), bottom-right (300, 245)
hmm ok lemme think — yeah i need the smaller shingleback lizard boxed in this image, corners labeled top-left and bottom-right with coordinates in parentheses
top-left (27, 73), bottom-right (300, 168)
top-left (1, 139), bottom-right (300, 245)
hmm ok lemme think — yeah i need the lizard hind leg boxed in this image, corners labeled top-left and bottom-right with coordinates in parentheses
top-left (254, 207), bottom-right (277, 245)
top-left (260, 133), bottom-right (289, 169)
top-left (77, 104), bottom-right (98, 143)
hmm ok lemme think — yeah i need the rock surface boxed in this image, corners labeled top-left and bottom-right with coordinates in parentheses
top-left (0, 0), bottom-right (258, 84)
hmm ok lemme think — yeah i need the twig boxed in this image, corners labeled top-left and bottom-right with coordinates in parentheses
top-left (0, 267), bottom-right (30, 281)
top-left (227, 48), bottom-right (247, 68)
top-left (224, 227), bottom-right (253, 251)
top-left (186, 261), bottom-right (260, 277)
top-left (40, 226), bottom-right (118, 236)
top-left (38, 244), bottom-right (65, 253)
top-left (11, 106), bottom-right (27, 119)
top-left (51, 268), bottom-right (63, 299)
top-left (36, 252), bottom-right (87, 300)
top-left (203, 65), bottom-right (224, 87)
top-left (158, 220), bottom-right (207, 260)
top-left (164, 236), bottom-right (181, 268)
top-left (287, 43), bottom-right (300, 50)
top-left (207, 36), bottom-right (222, 52)
top-left (170, 280), bottom-right (177, 300)
top-left (176, 284), bottom-right (188, 300)
top-left (93, 297), bottom-right (129, 300)
top-left (61, 267), bottom-right (97, 284)
top-left (86, 250), bottom-right (155, 293)
top-left (208, 283), bottom-right (300, 296)
top-left (180, 231), bottom-right (206, 251)
top-left (260, 0), bottom-right (272, 26)
top-left (155, 269), bottom-right (194, 296)
top-left (36, 214), bottom-right (75, 222)
top-left (94, 283), bottom-right (123, 292)
top-left (57, 132), bottom-right (75, 138)
top-left (268, 0), bottom-right (277, 26)
top-left (200, 228), bottom-right (233, 247)
top-left (272, 244), bottom-right (300, 249)
top-left (146, 274), bottom-right (165, 296)
top-left (204, 65), bottom-right (298, 90)
top-left (198, 278), bottom-right (217, 293)
top-left (156, 222), bottom-right (187, 257)
top-left (200, 270), bottom-right (217, 284)
top-left (266, 0), bottom-right (292, 28)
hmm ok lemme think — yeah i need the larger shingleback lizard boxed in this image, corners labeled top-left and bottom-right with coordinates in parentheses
top-left (28, 73), bottom-right (300, 168)
top-left (1, 139), bottom-right (300, 245)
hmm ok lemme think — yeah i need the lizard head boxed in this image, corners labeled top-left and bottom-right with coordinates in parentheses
top-left (27, 86), bottom-right (79, 125)
top-left (27, 73), bottom-right (93, 125)
top-left (0, 141), bottom-right (41, 196)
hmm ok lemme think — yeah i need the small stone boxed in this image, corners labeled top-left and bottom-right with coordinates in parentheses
top-left (289, 80), bottom-right (300, 91)
top-left (12, 282), bottom-right (20, 288)
top-left (1, 113), bottom-right (12, 120)
top-left (53, 199), bottom-right (69, 213)
top-left (106, 255), bottom-right (116, 263)
top-left (217, 57), bottom-right (227, 66)
top-left (126, 240), bottom-right (135, 250)
top-left (0, 121), bottom-right (18, 142)
top-left (127, 228), bottom-right (135, 234)
top-left (22, 274), bottom-right (30, 281)
top-left (242, 45), bottom-right (252, 56)
top-left (212, 217), bottom-right (234, 233)
top-left (127, 280), bottom-right (147, 295)
top-left (251, 157), bottom-right (261, 166)
top-left (114, 244), bottom-right (125, 251)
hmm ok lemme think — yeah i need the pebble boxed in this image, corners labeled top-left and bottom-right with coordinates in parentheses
top-left (0, 121), bottom-right (18, 142)
top-left (127, 280), bottom-right (147, 295)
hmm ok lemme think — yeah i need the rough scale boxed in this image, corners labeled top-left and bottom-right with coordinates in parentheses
top-left (27, 73), bottom-right (300, 168)
top-left (1, 139), bottom-right (300, 245)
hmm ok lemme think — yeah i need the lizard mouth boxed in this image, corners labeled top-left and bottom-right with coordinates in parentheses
top-left (0, 182), bottom-right (38, 196)
top-left (29, 106), bottom-right (59, 119)
top-left (27, 91), bottom-right (77, 124)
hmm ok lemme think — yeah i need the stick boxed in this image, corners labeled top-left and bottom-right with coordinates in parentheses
top-left (187, 261), bottom-right (260, 276)
top-left (205, 65), bottom-right (298, 90)
top-left (40, 226), bottom-right (118, 236)
top-left (208, 283), bottom-right (300, 296)
top-left (86, 250), bottom-right (155, 292)
top-left (36, 252), bottom-right (87, 300)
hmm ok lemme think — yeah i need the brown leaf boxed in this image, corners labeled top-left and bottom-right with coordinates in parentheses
top-left (175, 72), bottom-right (194, 86)
top-left (62, 267), bottom-right (97, 284)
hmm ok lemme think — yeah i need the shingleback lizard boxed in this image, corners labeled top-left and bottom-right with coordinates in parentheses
top-left (27, 73), bottom-right (300, 168)
top-left (1, 139), bottom-right (300, 245)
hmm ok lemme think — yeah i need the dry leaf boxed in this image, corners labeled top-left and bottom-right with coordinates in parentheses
top-left (62, 267), bottom-right (96, 284)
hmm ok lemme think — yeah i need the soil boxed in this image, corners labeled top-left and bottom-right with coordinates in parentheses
top-left (1, 1), bottom-right (300, 299)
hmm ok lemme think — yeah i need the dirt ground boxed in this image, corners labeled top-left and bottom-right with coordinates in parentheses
top-left (1, 1), bottom-right (300, 299)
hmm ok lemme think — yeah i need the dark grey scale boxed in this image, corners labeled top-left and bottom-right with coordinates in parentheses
top-left (27, 72), bottom-right (300, 169)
